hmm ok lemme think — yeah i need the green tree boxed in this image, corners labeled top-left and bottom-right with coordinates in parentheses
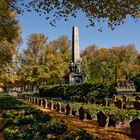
top-left (18, 34), bottom-right (70, 91)
top-left (0, 0), bottom-right (22, 90)
top-left (82, 46), bottom-right (114, 83)
top-left (0, 0), bottom-right (21, 42)
top-left (111, 45), bottom-right (139, 84)
top-left (81, 45), bottom-right (97, 81)
top-left (44, 35), bottom-right (70, 85)
top-left (0, 40), bottom-right (21, 90)
top-left (18, 33), bottom-right (48, 91)
top-left (81, 44), bottom-right (140, 84)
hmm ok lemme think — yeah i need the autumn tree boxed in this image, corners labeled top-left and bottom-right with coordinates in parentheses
top-left (19, 0), bottom-right (140, 29)
top-left (18, 33), bottom-right (48, 91)
top-left (111, 45), bottom-right (140, 84)
top-left (0, 0), bottom-right (21, 42)
top-left (44, 35), bottom-right (70, 85)
top-left (18, 34), bottom-right (70, 91)
top-left (0, 0), bottom-right (22, 90)
top-left (82, 46), bottom-right (114, 82)
top-left (81, 45), bottom-right (97, 81)
top-left (82, 44), bottom-right (140, 84)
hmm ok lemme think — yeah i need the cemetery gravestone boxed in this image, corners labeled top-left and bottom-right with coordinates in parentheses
top-left (133, 101), bottom-right (140, 110)
top-left (61, 105), bottom-right (65, 113)
top-left (122, 95), bottom-right (128, 102)
top-left (37, 98), bottom-right (40, 106)
top-left (33, 97), bottom-right (36, 104)
top-left (135, 95), bottom-right (140, 100)
top-left (79, 107), bottom-right (85, 121)
top-left (56, 102), bottom-right (61, 112)
top-left (42, 98), bottom-right (46, 108)
top-left (66, 104), bottom-right (71, 115)
top-left (90, 98), bottom-right (96, 104)
top-left (72, 108), bottom-right (77, 116)
top-left (130, 118), bottom-right (140, 139)
top-left (112, 94), bottom-right (117, 101)
top-left (53, 103), bottom-right (56, 110)
top-left (115, 100), bottom-right (124, 109)
top-left (102, 99), bottom-right (108, 106)
top-left (48, 101), bottom-right (53, 110)
top-left (40, 99), bottom-right (43, 106)
top-left (39, 99), bottom-right (42, 106)
top-left (45, 99), bottom-right (48, 108)
top-left (51, 101), bottom-right (54, 110)
top-left (86, 111), bottom-right (92, 120)
top-left (97, 111), bottom-right (109, 127)
top-left (35, 98), bottom-right (37, 105)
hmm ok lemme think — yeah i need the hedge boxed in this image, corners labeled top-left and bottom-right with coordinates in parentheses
top-left (133, 74), bottom-right (140, 92)
top-left (39, 83), bottom-right (117, 100)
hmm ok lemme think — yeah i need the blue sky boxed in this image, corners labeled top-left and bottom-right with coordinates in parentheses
top-left (18, 11), bottom-right (140, 52)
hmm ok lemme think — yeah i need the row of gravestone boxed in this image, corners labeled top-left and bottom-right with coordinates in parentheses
top-left (17, 94), bottom-right (95, 121)
top-left (17, 94), bottom-right (140, 139)
top-left (18, 93), bottom-right (140, 111)
top-left (112, 94), bottom-right (140, 110)
top-left (101, 94), bottom-right (140, 111)
top-left (97, 111), bottom-right (140, 140)
top-left (69, 94), bottom-right (140, 103)
top-left (112, 94), bottom-right (140, 102)
top-left (19, 93), bottom-right (140, 111)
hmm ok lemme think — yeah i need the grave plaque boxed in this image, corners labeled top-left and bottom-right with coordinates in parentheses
top-left (115, 100), bottom-right (124, 109)
top-left (90, 98), bottom-right (96, 104)
top-left (72, 108), bottom-right (77, 116)
top-left (79, 107), bottom-right (85, 121)
top-left (97, 111), bottom-right (109, 127)
top-left (112, 94), bottom-right (117, 101)
top-left (130, 118), bottom-right (140, 139)
top-left (133, 101), bottom-right (140, 110)
top-left (66, 104), bottom-right (71, 115)
top-left (122, 95), bottom-right (128, 102)
top-left (102, 99), bottom-right (108, 106)
top-left (135, 95), bottom-right (140, 100)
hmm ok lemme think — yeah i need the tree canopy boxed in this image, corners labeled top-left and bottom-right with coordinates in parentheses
top-left (20, 0), bottom-right (140, 29)
top-left (0, 0), bottom-right (22, 89)
top-left (18, 34), bottom-right (70, 91)
top-left (81, 44), bottom-right (140, 84)
top-left (0, 0), bottom-right (21, 42)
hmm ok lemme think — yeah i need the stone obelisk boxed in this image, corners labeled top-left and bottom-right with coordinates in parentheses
top-left (64, 26), bottom-right (87, 84)
top-left (72, 26), bottom-right (80, 64)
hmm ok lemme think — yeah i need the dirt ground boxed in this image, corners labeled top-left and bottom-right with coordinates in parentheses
top-left (27, 101), bottom-right (135, 140)
top-left (0, 98), bottom-right (136, 140)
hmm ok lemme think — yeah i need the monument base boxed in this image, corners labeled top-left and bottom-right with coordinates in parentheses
top-left (64, 72), bottom-right (87, 84)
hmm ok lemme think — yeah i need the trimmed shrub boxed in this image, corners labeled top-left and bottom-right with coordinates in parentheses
top-left (133, 74), bottom-right (140, 92)
top-left (108, 83), bottom-right (118, 97)
top-left (39, 83), bottom-right (117, 100)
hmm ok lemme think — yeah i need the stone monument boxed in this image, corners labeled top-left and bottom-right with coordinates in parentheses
top-left (65, 26), bottom-right (87, 84)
